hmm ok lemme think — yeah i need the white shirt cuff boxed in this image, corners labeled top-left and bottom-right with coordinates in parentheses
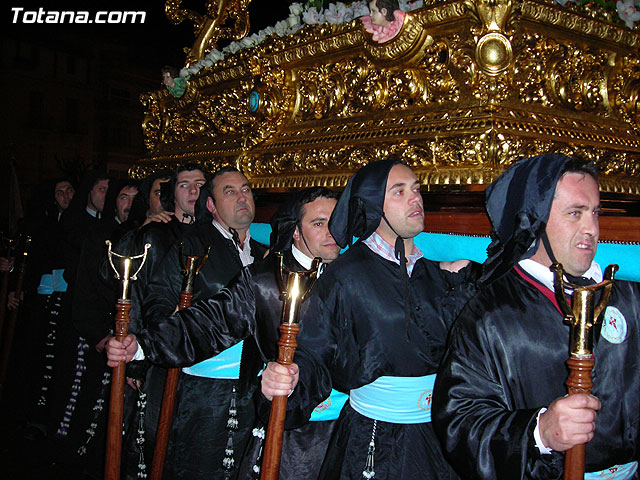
top-left (534, 407), bottom-right (554, 454)
top-left (132, 342), bottom-right (145, 361)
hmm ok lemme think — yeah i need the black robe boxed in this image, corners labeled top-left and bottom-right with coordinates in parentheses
top-left (109, 218), bottom-right (190, 480)
top-left (142, 222), bottom-right (266, 480)
top-left (432, 267), bottom-right (640, 479)
top-left (263, 242), bottom-right (477, 480)
top-left (136, 250), bottom-right (340, 479)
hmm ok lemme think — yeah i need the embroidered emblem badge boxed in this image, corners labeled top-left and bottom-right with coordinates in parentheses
top-left (314, 397), bottom-right (331, 413)
top-left (418, 389), bottom-right (433, 411)
top-left (601, 306), bottom-right (627, 344)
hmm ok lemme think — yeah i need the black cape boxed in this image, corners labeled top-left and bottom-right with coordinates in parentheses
top-left (136, 249), bottom-right (340, 480)
top-left (432, 268), bottom-right (640, 479)
top-left (270, 242), bottom-right (477, 479)
top-left (141, 222), bottom-right (266, 480)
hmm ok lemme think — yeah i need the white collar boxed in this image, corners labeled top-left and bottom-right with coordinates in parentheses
top-left (517, 258), bottom-right (602, 292)
top-left (86, 206), bottom-right (99, 218)
top-left (211, 219), bottom-right (254, 267)
top-left (291, 244), bottom-right (325, 277)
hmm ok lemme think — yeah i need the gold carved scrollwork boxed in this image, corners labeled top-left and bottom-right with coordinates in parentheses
top-left (293, 49), bottom-right (459, 123)
top-left (609, 56), bottom-right (640, 131)
top-left (545, 46), bottom-right (610, 113)
top-left (137, 1), bottom-right (640, 193)
top-left (465, 0), bottom-right (518, 76)
top-left (165, 0), bottom-right (252, 65)
top-left (244, 67), bottom-right (293, 147)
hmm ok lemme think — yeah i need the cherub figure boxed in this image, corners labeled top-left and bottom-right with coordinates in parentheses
top-left (361, 0), bottom-right (406, 43)
top-left (617, 0), bottom-right (640, 29)
top-left (161, 65), bottom-right (187, 98)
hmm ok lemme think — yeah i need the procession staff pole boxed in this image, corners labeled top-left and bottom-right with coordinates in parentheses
top-left (260, 253), bottom-right (321, 480)
top-left (150, 246), bottom-right (209, 480)
top-left (0, 235), bottom-right (30, 399)
top-left (550, 263), bottom-right (617, 480)
top-left (0, 236), bottom-right (17, 348)
top-left (105, 241), bottom-right (150, 480)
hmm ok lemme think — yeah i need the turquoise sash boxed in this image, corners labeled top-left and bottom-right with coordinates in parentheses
top-left (37, 269), bottom-right (68, 294)
top-left (585, 462), bottom-right (638, 479)
top-left (37, 274), bottom-right (54, 295)
top-left (182, 341), bottom-right (243, 379)
top-left (310, 389), bottom-right (348, 422)
top-left (349, 374), bottom-right (436, 424)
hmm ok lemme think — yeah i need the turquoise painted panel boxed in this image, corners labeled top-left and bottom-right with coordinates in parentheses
top-left (249, 224), bottom-right (640, 282)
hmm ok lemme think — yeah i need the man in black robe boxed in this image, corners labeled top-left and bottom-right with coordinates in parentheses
top-left (237, 187), bottom-right (346, 480)
top-left (261, 158), bottom-right (478, 480)
top-left (432, 154), bottom-right (640, 479)
top-left (112, 164), bottom-right (203, 479)
top-left (2, 178), bottom-right (75, 441)
top-left (107, 186), bottom-right (345, 479)
top-left (139, 166), bottom-right (267, 480)
top-left (60, 179), bottom-right (139, 476)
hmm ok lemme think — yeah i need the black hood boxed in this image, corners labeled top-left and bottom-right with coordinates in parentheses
top-left (479, 153), bottom-right (573, 285)
top-left (328, 158), bottom-right (404, 248)
top-left (269, 195), bottom-right (300, 253)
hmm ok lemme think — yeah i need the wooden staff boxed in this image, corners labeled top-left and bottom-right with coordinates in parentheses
top-left (551, 263), bottom-right (617, 480)
top-left (260, 254), bottom-right (320, 480)
top-left (150, 248), bottom-right (208, 480)
top-left (0, 235), bottom-right (29, 399)
top-left (0, 236), bottom-right (16, 348)
top-left (105, 241), bottom-right (150, 480)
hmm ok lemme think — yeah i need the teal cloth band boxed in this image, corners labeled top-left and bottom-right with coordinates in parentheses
top-left (585, 461), bottom-right (637, 479)
top-left (309, 389), bottom-right (348, 422)
top-left (37, 273), bottom-right (54, 295)
top-left (349, 374), bottom-right (436, 424)
top-left (249, 225), bottom-right (640, 282)
top-left (183, 341), bottom-right (243, 379)
top-left (52, 269), bottom-right (68, 292)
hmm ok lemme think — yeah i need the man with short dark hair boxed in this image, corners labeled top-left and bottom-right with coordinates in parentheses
top-left (432, 154), bottom-right (640, 479)
top-left (108, 164), bottom-right (203, 479)
top-left (87, 177), bottom-right (109, 218)
top-left (53, 180), bottom-right (75, 219)
top-left (260, 159), bottom-right (478, 480)
top-left (107, 186), bottom-right (345, 479)
top-left (138, 166), bottom-right (266, 480)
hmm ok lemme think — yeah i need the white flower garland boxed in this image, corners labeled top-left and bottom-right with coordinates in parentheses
top-left (179, 1), bottom-right (425, 78)
top-left (176, 0), bottom-right (639, 79)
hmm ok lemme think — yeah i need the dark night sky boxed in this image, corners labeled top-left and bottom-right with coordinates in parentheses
top-left (4, 1), bottom-right (291, 69)
top-left (1, 1), bottom-right (293, 217)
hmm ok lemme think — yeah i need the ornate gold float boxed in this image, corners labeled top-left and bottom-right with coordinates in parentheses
top-left (133, 0), bottom-right (640, 200)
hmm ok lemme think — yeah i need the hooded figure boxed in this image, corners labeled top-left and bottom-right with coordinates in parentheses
top-left (329, 158), bottom-right (402, 248)
top-left (433, 155), bottom-right (640, 480)
top-left (127, 169), bottom-right (172, 228)
top-left (269, 194), bottom-right (301, 253)
top-left (479, 153), bottom-right (572, 285)
top-left (257, 158), bottom-right (478, 480)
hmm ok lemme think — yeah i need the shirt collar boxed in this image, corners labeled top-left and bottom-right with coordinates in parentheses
top-left (290, 244), bottom-right (328, 277)
top-left (363, 231), bottom-right (423, 276)
top-left (517, 258), bottom-right (602, 293)
top-left (291, 244), bottom-right (313, 270)
top-left (86, 206), bottom-right (99, 218)
top-left (212, 219), bottom-right (254, 267)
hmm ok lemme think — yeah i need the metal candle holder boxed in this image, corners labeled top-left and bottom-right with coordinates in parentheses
top-left (550, 262), bottom-right (617, 480)
top-left (261, 252), bottom-right (321, 480)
